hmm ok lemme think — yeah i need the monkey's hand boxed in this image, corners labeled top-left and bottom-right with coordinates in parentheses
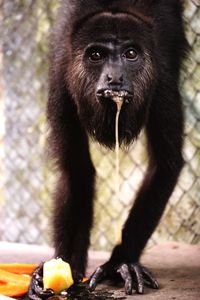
top-left (28, 264), bottom-right (55, 300)
top-left (28, 262), bottom-right (84, 299)
top-left (89, 261), bottom-right (159, 295)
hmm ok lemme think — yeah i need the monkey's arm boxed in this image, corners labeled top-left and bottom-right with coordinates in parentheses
top-left (89, 87), bottom-right (184, 295)
top-left (29, 77), bottom-right (95, 298)
top-left (29, 112), bottom-right (95, 298)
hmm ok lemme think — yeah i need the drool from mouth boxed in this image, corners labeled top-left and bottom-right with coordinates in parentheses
top-left (112, 93), bottom-right (124, 203)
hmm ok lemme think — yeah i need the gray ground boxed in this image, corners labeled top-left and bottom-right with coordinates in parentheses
top-left (0, 241), bottom-right (200, 299)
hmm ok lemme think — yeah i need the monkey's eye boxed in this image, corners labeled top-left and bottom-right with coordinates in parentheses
top-left (88, 50), bottom-right (105, 63)
top-left (122, 48), bottom-right (138, 61)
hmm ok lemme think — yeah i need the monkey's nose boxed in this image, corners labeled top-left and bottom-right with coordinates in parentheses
top-left (107, 74), bottom-right (123, 86)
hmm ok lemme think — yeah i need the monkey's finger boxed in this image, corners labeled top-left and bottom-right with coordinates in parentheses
top-left (142, 266), bottom-right (159, 289)
top-left (117, 264), bottom-right (133, 295)
top-left (30, 278), bottom-right (55, 299)
top-left (28, 290), bottom-right (41, 300)
top-left (29, 281), bottom-right (54, 300)
top-left (29, 264), bottom-right (55, 300)
top-left (130, 264), bottom-right (144, 294)
top-left (89, 266), bottom-right (105, 291)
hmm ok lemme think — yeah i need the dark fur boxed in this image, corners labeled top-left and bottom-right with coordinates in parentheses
top-left (47, 0), bottom-right (187, 287)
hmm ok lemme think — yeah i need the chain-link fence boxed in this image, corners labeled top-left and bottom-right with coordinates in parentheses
top-left (0, 0), bottom-right (199, 251)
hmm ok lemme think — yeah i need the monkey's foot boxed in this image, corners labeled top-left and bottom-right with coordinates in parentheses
top-left (89, 262), bottom-right (159, 295)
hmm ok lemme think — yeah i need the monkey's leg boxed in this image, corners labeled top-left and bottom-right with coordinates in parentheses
top-left (89, 90), bottom-right (184, 295)
top-left (29, 116), bottom-right (95, 298)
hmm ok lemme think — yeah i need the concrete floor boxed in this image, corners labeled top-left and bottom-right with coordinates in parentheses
top-left (0, 241), bottom-right (200, 299)
top-left (86, 242), bottom-right (200, 300)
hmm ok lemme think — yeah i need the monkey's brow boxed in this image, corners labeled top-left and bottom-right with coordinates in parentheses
top-left (73, 10), bottom-right (153, 37)
top-left (80, 9), bottom-right (153, 28)
top-left (94, 11), bottom-right (153, 25)
top-left (86, 38), bottom-right (134, 46)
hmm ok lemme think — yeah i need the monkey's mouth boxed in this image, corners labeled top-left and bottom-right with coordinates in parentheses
top-left (96, 89), bottom-right (133, 104)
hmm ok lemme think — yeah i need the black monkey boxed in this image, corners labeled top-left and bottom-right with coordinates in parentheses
top-left (29, 0), bottom-right (188, 297)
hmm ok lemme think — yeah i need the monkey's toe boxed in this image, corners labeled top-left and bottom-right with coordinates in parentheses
top-left (89, 265), bottom-right (107, 291)
top-left (122, 262), bottom-right (159, 294)
top-left (89, 262), bottom-right (159, 295)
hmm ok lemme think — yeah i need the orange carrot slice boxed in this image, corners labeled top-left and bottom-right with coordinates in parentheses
top-left (0, 264), bottom-right (38, 275)
top-left (0, 269), bottom-right (31, 285)
top-left (0, 283), bottom-right (29, 297)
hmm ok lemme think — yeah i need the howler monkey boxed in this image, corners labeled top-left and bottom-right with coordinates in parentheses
top-left (29, 0), bottom-right (188, 297)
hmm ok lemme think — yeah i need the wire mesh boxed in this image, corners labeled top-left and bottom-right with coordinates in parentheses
top-left (0, 0), bottom-right (199, 251)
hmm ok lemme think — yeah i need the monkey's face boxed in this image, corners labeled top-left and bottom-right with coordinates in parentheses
top-left (68, 13), bottom-right (156, 148)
